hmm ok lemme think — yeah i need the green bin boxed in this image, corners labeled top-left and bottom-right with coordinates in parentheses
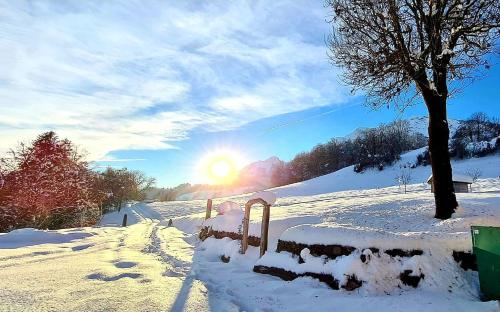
top-left (471, 226), bottom-right (500, 300)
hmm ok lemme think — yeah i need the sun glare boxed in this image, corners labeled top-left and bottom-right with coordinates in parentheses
top-left (210, 160), bottom-right (231, 178)
top-left (197, 150), bottom-right (244, 185)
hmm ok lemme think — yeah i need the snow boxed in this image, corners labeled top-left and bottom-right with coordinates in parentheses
top-left (203, 210), bottom-right (245, 234)
top-left (195, 179), bottom-right (500, 253)
top-left (249, 190), bottom-right (277, 205)
top-left (0, 222), bottom-right (216, 311)
top-left (1, 152), bottom-right (500, 311)
top-left (0, 228), bottom-right (95, 249)
top-left (427, 173), bottom-right (474, 184)
top-left (466, 139), bottom-right (498, 154)
top-left (279, 224), bottom-right (468, 251)
top-left (438, 49), bottom-right (454, 59)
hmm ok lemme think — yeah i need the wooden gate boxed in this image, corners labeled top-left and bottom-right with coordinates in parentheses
top-left (240, 198), bottom-right (271, 257)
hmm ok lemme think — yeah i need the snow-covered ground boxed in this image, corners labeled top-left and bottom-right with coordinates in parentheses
top-left (1, 173), bottom-right (499, 311)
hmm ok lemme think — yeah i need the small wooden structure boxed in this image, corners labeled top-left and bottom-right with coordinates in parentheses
top-left (427, 174), bottom-right (473, 193)
top-left (202, 191), bottom-right (276, 258)
top-left (241, 198), bottom-right (271, 257)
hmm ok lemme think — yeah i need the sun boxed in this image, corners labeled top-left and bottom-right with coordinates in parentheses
top-left (210, 159), bottom-right (232, 179)
top-left (197, 150), bottom-right (243, 185)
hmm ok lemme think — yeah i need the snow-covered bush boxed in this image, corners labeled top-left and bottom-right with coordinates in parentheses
top-left (450, 113), bottom-right (500, 159)
top-left (465, 141), bottom-right (494, 157)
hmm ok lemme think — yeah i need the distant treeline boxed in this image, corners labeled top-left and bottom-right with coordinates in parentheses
top-left (0, 132), bottom-right (155, 232)
top-left (270, 120), bottom-right (428, 186)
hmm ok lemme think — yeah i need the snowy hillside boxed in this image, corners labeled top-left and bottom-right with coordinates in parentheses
top-left (238, 156), bottom-right (283, 189)
top-left (270, 150), bottom-right (500, 197)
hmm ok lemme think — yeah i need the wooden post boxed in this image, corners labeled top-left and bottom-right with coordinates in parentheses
top-left (122, 214), bottom-right (127, 227)
top-left (241, 202), bottom-right (251, 254)
top-left (205, 199), bottom-right (212, 220)
top-left (259, 204), bottom-right (270, 257)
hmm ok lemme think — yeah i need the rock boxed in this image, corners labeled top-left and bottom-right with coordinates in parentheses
top-left (384, 248), bottom-right (423, 257)
top-left (277, 240), bottom-right (355, 259)
top-left (452, 251), bottom-right (477, 271)
top-left (342, 275), bottom-right (363, 291)
top-left (399, 270), bottom-right (425, 288)
top-left (253, 265), bottom-right (340, 290)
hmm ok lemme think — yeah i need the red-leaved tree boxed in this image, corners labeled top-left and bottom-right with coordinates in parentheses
top-left (0, 132), bottom-right (104, 231)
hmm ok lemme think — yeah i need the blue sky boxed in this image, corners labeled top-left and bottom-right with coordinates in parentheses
top-left (0, 1), bottom-right (498, 187)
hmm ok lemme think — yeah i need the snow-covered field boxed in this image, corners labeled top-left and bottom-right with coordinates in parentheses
top-left (1, 171), bottom-right (499, 311)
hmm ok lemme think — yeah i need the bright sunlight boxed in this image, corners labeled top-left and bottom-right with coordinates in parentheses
top-left (197, 150), bottom-right (244, 185)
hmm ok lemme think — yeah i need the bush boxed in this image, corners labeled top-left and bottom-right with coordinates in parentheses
top-left (99, 168), bottom-right (155, 211)
top-left (416, 149), bottom-right (430, 166)
top-left (354, 163), bottom-right (364, 173)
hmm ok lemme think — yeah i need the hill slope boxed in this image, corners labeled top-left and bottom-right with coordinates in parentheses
top-left (270, 149), bottom-right (500, 197)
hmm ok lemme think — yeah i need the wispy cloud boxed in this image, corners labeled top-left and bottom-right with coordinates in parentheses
top-left (94, 156), bottom-right (147, 163)
top-left (0, 0), bottom-right (348, 159)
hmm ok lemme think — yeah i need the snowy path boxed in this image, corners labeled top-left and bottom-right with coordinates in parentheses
top-left (0, 221), bottom-right (219, 311)
top-left (1, 220), bottom-right (498, 312)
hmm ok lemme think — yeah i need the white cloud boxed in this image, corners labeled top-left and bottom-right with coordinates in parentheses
top-left (95, 156), bottom-right (146, 162)
top-left (0, 0), bottom-right (348, 159)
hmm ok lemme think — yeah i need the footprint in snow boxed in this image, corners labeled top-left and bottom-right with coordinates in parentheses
top-left (114, 261), bottom-right (138, 269)
top-left (87, 272), bottom-right (143, 282)
top-left (71, 244), bottom-right (94, 251)
top-left (163, 270), bottom-right (183, 277)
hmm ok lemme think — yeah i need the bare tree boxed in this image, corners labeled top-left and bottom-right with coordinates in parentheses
top-left (396, 167), bottom-right (412, 194)
top-left (326, 0), bottom-right (499, 219)
top-left (465, 168), bottom-right (482, 182)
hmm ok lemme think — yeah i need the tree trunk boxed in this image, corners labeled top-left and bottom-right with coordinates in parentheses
top-left (424, 94), bottom-right (458, 219)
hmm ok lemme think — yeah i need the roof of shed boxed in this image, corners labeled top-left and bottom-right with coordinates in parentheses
top-left (427, 174), bottom-right (473, 184)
